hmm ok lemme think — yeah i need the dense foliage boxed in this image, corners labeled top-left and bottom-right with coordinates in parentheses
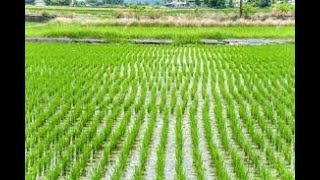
top-left (248, 0), bottom-right (271, 7)
top-left (44, 0), bottom-right (71, 6)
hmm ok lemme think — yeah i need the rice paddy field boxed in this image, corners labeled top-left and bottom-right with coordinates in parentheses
top-left (25, 43), bottom-right (295, 180)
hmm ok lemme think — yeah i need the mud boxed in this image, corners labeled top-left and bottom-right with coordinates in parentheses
top-left (202, 38), bottom-right (294, 45)
top-left (25, 37), bottom-right (105, 43)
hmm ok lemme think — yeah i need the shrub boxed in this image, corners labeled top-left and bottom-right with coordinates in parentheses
top-left (40, 11), bottom-right (56, 18)
top-left (194, 8), bottom-right (199, 14)
top-left (228, 0), bottom-right (235, 8)
top-left (272, 2), bottom-right (295, 14)
top-left (25, 0), bottom-right (35, 4)
top-left (129, 4), bottom-right (146, 13)
top-left (248, 0), bottom-right (271, 8)
top-left (271, 2), bottom-right (295, 17)
top-left (44, 0), bottom-right (71, 6)
top-left (195, 0), bottom-right (201, 6)
top-left (242, 3), bottom-right (257, 18)
top-left (148, 11), bottom-right (163, 20)
top-left (114, 11), bottom-right (136, 19)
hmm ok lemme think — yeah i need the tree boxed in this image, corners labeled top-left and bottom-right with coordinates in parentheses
top-left (208, 0), bottom-right (217, 7)
top-left (195, 0), bottom-right (201, 6)
top-left (44, 0), bottom-right (71, 5)
top-left (228, 0), bottom-right (234, 7)
top-left (240, 0), bottom-right (243, 17)
top-left (216, 0), bottom-right (226, 7)
top-left (247, 0), bottom-right (271, 7)
top-left (25, 0), bottom-right (36, 4)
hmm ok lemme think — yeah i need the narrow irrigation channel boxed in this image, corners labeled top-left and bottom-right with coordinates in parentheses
top-left (25, 37), bottom-right (294, 45)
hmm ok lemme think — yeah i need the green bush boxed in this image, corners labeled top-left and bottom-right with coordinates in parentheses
top-left (272, 2), bottom-right (295, 14)
top-left (40, 11), bottom-right (56, 18)
top-left (195, 0), bottom-right (201, 6)
top-left (129, 4), bottom-right (146, 13)
top-left (248, 0), bottom-right (271, 8)
top-left (209, 0), bottom-right (226, 8)
top-left (148, 11), bottom-right (163, 19)
top-left (228, 0), bottom-right (235, 8)
top-left (44, 0), bottom-right (71, 6)
top-left (25, 0), bottom-right (35, 4)
top-left (242, 3), bottom-right (257, 18)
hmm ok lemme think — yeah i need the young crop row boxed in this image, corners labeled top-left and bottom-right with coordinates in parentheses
top-left (26, 43), bottom-right (294, 180)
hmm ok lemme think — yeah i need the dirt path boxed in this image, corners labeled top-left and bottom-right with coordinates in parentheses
top-left (25, 37), bottom-right (294, 45)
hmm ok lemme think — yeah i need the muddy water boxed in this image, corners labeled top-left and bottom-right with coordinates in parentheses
top-left (164, 112), bottom-right (176, 180)
top-left (144, 112), bottom-right (164, 179)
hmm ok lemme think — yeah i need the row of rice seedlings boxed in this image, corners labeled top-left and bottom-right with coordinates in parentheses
top-left (155, 107), bottom-right (169, 180)
top-left (239, 80), bottom-right (294, 166)
top-left (226, 58), bottom-right (289, 177)
top-left (188, 97), bottom-right (205, 179)
top-left (26, 101), bottom-right (95, 180)
top-left (251, 84), bottom-right (294, 161)
top-left (27, 70), bottom-right (129, 179)
top-left (222, 75), bottom-right (277, 179)
top-left (25, 91), bottom-right (71, 150)
top-left (255, 85), bottom-right (294, 145)
top-left (266, 147), bottom-right (294, 180)
top-left (175, 106), bottom-right (187, 180)
top-left (25, 81), bottom-right (63, 126)
top-left (239, 74), bottom-right (294, 178)
top-left (133, 104), bottom-right (158, 179)
top-left (90, 85), bottom-right (148, 180)
top-left (26, 75), bottom-right (102, 175)
top-left (170, 88), bottom-right (177, 114)
top-left (111, 105), bottom-right (149, 179)
top-left (235, 74), bottom-right (290, 153)
top-left (201, 98), bottom-right (230, 180)
top-left (26, 92), bottom-right (63, 136)
top-left (25, 61), bottom-right (78, 122)
top-left (67, 82), bottom-right (136, 179)
top-left (214, 71), bottom-right (255, 180)
top-left (249, 73), bottom-right (294, 144)
top-left (159, 88), bottom-right (167, 113)
top-left (88, 107), bottom-right (134, 180)
top-left (26, 69), bottom-right (111, 151)
top-left (26, 70), bottom-right (117, 153)
top-left (43, 82), bottom-right (110, 179)
top-left (210, 77), bottom-right (230, 153)
top-left (25, 75), bottom-right (62, 117)
top-left (239, 62), bottom-right (294, 145)
top-left (247, 90), bottom-right (291, 154)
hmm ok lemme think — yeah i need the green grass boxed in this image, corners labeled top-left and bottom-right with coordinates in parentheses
top-left (25, 22), bottom-right (47, 29)
top-left (26, 24), bottom-right (294, 44)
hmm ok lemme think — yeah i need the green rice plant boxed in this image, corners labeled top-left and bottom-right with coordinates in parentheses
top-left (188, 97), bottom-right (205, 179)
top-left (155, 107), bottom-right (169, 180)
top-left (202, 99), bottom-right (230, 180)
top-left (175, 106), bottom-right (186, 180)
top-left (133, 105), bottom-right (158, 179)
top-left (170, 88), bottom-right (177, 114)
top-left (111, 106), bottom-right (147, 180)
